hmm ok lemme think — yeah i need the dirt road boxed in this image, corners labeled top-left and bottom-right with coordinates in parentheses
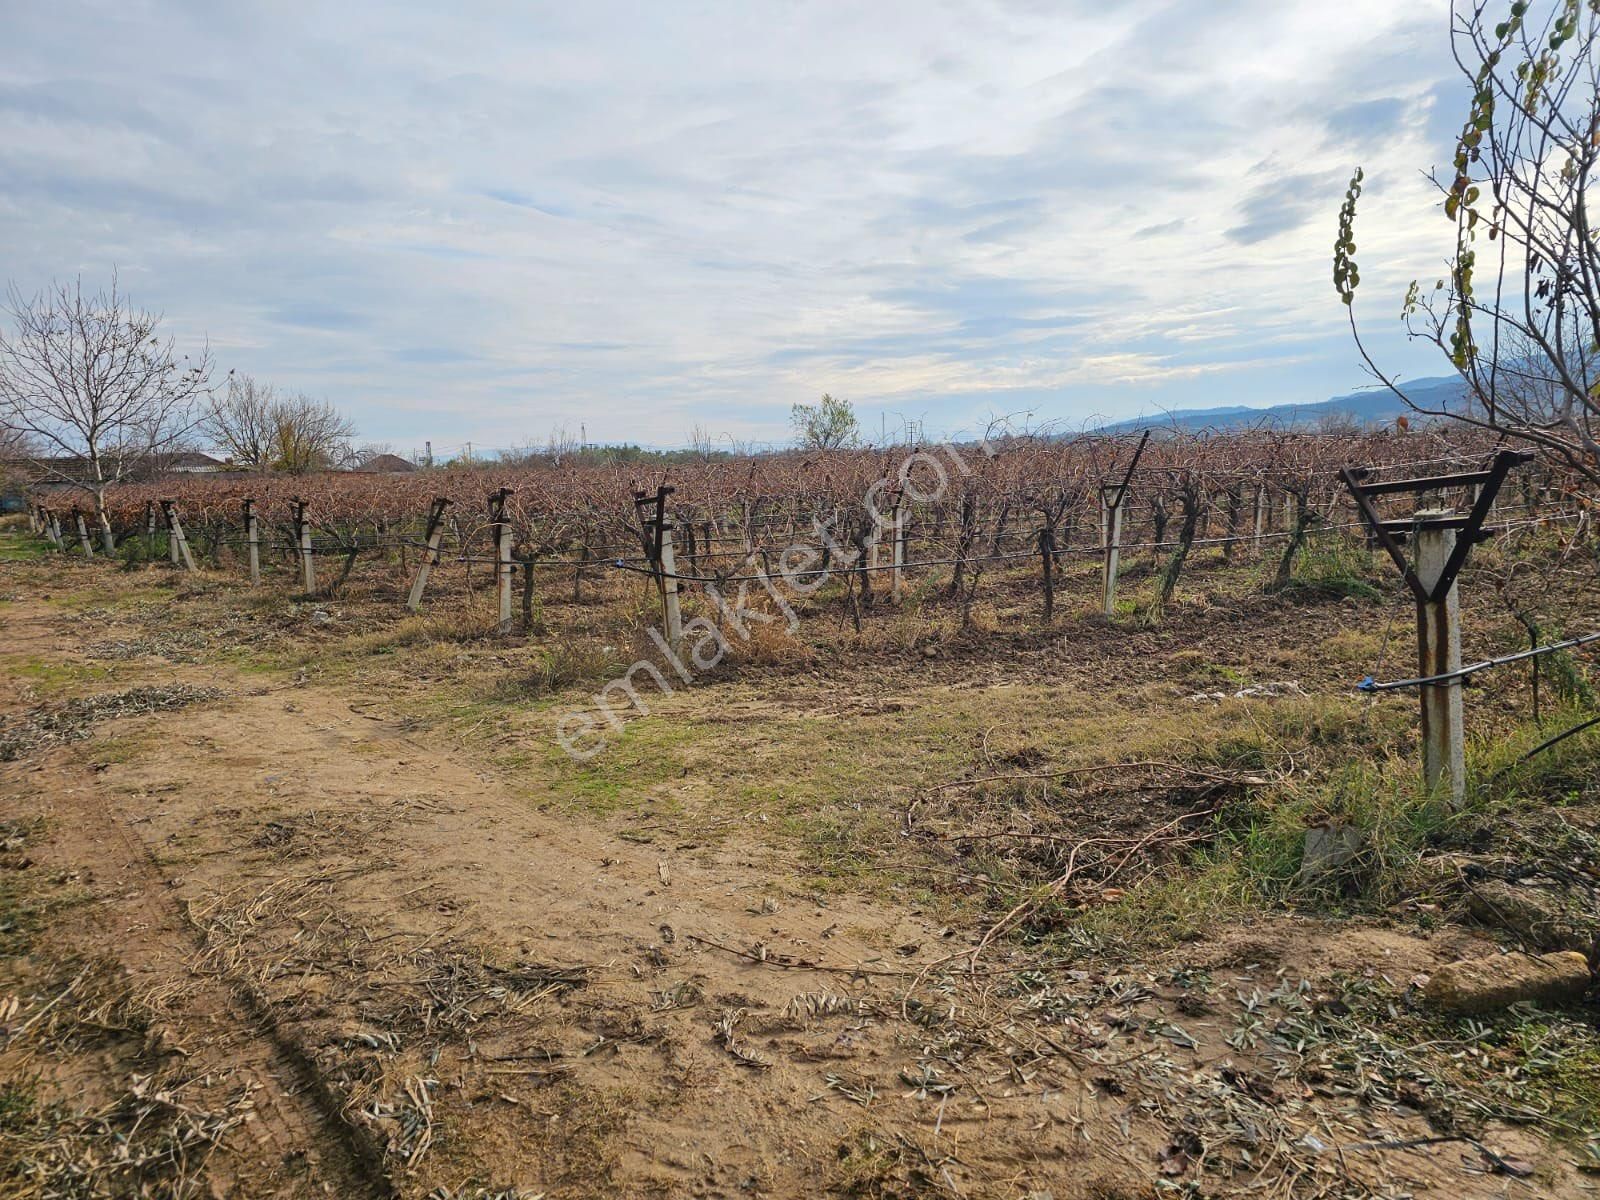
top-left (0, 584), bottom-right (1586, 1199)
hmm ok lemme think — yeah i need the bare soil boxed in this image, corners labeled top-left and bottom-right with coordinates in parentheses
top-left (2, 553), bottom-right (1596, 1199)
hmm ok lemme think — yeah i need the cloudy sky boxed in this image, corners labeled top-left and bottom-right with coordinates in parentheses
top-left (4, 0), bottom-right (1465, 452)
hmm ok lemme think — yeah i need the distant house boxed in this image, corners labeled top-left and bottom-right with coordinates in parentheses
top-left (0, 452), bottom-right (228, 511)
top-left (161, 451), bottom-right (227, 473)
top-left (8, 451), bottom-right (226, 482)
top-left (360, 453), bottom-right (417, 473)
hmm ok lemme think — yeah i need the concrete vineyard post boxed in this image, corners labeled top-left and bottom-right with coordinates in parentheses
top-left (633, 486), bottom-right (683, 652)
top-left (1415, 515), bottom-right (1466, 806)
top-left (72, 508), bottom-right (93, 557)
top-left (490, 488), bottom-right (513, 634)
top-left (658, 508), bottom-right (684, 652)
top-left (293, 500), bottom-right (316, 593)
top-left (243, 499), bottom-right (261, 586)
top-left (891, 499), bottom-right (906, 604)
top-left (1341, 449), bottom-right (1529, 809)
top-left (145, 502), bottom-right (158, 561)
top-left (163, 502), bottom-right (180, 565)
top-left (406, 497), bottom-right (451, 612)
top-left (1252, 484), bottom-right (1266, 553)
top-left (161, 500), bottom-right (196, 571)
top-left (1100, 489), bottom-right (1124, 616)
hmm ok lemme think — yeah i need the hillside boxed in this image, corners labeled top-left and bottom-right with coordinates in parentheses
top-left (1100, 373), bottom-right (1467, 432)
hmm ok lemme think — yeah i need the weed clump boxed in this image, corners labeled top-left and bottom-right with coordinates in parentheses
top-left (0, 685), bottom-right (223, 762)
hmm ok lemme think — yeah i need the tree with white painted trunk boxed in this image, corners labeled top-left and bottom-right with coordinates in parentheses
top-left (0, 276), bottom-right (212, 551)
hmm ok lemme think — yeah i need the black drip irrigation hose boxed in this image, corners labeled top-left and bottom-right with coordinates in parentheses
top-left (1358, 630), bottom-right (1600, 693)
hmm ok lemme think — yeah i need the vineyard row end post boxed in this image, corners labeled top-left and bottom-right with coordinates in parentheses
top-left (891, 495), bottom-right (906, 604)
top-left (490, 487), bottom-right (513, 634)
top-left (161, 500), bottom-right (197, 571)
top-left (242, 498), bottom-right (261, 586)
top-left (1414, 518), bottom-right (1465, 804)
top-left (164, 502), bottom-right (179, 565)
top-left (657, 506), bottom-right (684, 652)
top-left (1099, 489), bottom-right (1123, 616)
top-left (1342, 449), bottom-right (1528, 808)
top-left (406, 497), bottom-right (452, 612)
top-left (145, 501), bottom-right (158, 561)
top-left (1099, 429), bottom-right (1149, 617)
top-left (292, 499), bottom-right (316, 593)
top-left (635, 485), bottom-right (683, 651)
top-left (72, 507), bottom-right (93, 557)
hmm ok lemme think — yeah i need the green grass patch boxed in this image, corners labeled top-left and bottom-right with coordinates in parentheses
top-left (1275, 539), bottom-right (1383, 600)
top-left (6, 658), bottom-right (115, 694)
top-left (0, 531), bottom-right (49, 563)
top-left (1072, 699), bottom-right (1600, 954)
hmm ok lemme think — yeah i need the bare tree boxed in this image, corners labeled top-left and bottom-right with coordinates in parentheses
top-left (272, 393), bottom-right (354, 474)
top-left (200, 372), bottom-right (279, 470)
top-left (687, 423), bottom-right (717, 462)
top-left (0, 419), bottom-right (30, 462)
top-left (0, 276), bottom-right (211, 549)
top-left (199, 374), bottom-right (356, 474)
top-left (1337, 0), bottom-right (1600, 481)
top-left (0, 419), bottom-right (33, 501)
top-left (547, 424), bottom-right (580, 466)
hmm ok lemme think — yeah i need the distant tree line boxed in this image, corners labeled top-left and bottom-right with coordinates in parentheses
top-left (0, 271), bottom-right (873, 542)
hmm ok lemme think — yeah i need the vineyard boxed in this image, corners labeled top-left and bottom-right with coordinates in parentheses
top-left (7, 425), bottom-right (1600, 1199)
top-left (28, 426), bottom-right (1594, 628)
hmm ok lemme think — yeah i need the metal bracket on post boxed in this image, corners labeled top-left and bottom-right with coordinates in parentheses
top-left (634, 485), bottom-right (682, 650)
top-left (406, 497), bottom-right (452, 612)
top-left (489, 488), bottom-right (513, 634)
top-left (1341, 448), bottom-right (1531, 806)
top-left (292, 499), bottom-right (316, 593)
top-left (242, 499), bottom-right (260, 586)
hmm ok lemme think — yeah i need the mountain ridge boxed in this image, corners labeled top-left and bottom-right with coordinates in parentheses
top-left (1096, 373), bottom-right (1467, 433)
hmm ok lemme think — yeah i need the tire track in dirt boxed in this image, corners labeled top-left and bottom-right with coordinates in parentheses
top-left (9, 753), bottom-right (395, 1198)
top-left (118, 680), bottom-right (976, 1196)
top-left (0, 596), bottom-right (393, 1198)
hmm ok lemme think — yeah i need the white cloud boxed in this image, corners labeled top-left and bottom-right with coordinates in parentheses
top-left (0, 0), bottom-right (1462, 448)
